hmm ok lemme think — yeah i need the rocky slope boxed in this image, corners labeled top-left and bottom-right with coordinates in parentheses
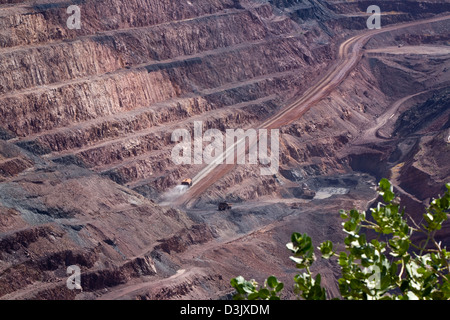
top-left (0, 0), bottom-right (449, 299)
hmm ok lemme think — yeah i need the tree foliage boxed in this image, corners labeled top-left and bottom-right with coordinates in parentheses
top-left (231, 179), bottom-right (450, 300)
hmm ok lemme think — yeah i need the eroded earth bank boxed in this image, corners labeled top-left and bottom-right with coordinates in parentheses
top-left (0, 0), bottom-right (449, 299)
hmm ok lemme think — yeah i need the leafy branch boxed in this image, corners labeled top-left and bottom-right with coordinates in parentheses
top-left (231, 179), bottom-right (450, 300)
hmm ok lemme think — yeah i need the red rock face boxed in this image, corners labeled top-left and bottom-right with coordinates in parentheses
top-left (0, 0), bottom-right (449, 299)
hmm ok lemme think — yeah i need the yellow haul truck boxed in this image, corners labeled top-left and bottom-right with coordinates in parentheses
top-left (181, 179), bottom-right (193, 187)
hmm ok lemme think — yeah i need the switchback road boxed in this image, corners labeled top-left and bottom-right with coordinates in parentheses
top-left (177, 14), bottom-right (450, 207)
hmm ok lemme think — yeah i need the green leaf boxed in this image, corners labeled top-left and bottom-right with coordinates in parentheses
top-left (259, 288), bottom-right (270, 299)
top-left (275, 283), bottom-right (284, 293)
top-left (379, 179), bottom-right (391, 192)
top-left (400, 280), bottom-right (409, 292)
top-left (242, 283), bottom-right (255, 294)
top-left (291, 232), bottom-right (302, 244)
top-left (267, 276), bottom-right (278, 289)
top-left (379, 179), bottom-right (395, 203)
top-left (247, 292), bottom-right (259, 300)
top-left (344, 221), bottom-right (356, 232)
top-left (350, 279), bottom-right (362, 290)
top-left (380, 274), bottom-right (391, 291)
top-left (422, 286), bottom-right (432, 297)
top-left (319, 240), bottom-right (334, 259)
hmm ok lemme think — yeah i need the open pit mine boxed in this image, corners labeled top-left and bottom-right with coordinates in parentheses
top-left (0, 0), bottom-right (449, 300)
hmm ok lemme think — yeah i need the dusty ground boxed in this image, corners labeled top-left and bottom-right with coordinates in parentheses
top-left (0, 0), bottom-right (449, 300)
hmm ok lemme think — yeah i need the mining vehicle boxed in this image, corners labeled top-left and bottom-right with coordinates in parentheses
top-left (218, 202), bottom-right (232, 211)
top-left (181, 178), bottom-right (193, 187)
